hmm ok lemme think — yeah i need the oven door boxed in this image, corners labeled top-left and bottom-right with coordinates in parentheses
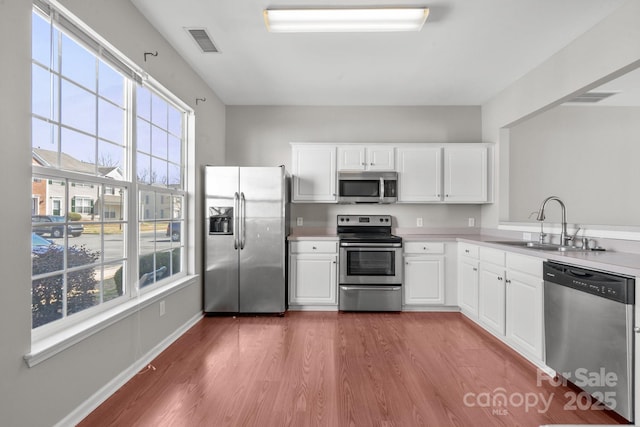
top-left (339, 245), bottom-right (402, 285)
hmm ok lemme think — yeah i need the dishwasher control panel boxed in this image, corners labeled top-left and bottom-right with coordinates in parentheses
top-left (543, 261), bottom-right (635, 304)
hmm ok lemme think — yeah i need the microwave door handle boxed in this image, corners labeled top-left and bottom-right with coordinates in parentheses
top-left (379, 177), bottom-right (384, 201)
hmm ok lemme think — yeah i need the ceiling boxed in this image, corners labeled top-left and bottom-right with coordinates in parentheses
top-left (130, 0), bottom-right (627, 106)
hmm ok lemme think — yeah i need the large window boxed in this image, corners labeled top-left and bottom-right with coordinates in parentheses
top-left (31, 2), bottom-right (189, 333)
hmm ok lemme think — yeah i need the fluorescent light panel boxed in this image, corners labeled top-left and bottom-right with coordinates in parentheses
top-left (264, 8), bottom-right (429, 33)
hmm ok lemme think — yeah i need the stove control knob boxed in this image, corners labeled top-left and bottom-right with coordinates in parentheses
top-left (385, 218), bottom-right (390, 222)
top-left (380, 218), bottom-right (384, 222)
top-left (346, 218), bottom-right (350, 222)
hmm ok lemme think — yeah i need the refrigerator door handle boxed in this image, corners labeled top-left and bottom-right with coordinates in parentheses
top-left (233, 192), bottom-right (239, 250)
top-left (240, 192), bottom-right (246, 249)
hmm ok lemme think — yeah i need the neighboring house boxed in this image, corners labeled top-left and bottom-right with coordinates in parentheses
top-left (32, 148), bottom-right (178, 221)
top-left (32, 148), bottom-right (125, 220)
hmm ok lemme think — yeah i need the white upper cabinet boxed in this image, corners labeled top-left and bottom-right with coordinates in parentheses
top-left (443, 145), bottom-right (488, 203)
top-left (396, 146), bottom-right (442, 202)
top-left (291, 143), bottom-right (491, 204)
top-left (291, 144), bottom-right (337, 203)
top-left (337, 145), bottom-right (395, 171)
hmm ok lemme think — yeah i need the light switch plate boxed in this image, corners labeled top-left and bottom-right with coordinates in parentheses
top-left (296, 217), bottom-right (303, 226)
top-left (416, 218), bottom-right (423, 227)
top-left (468, 217), bottom-right (475, 227)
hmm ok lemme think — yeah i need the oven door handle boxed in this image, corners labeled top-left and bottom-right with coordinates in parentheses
top-left (379, 177), bottom-right (384, 201)
top-left (340, 242), bottom-right (402, 248)
top-left (340, 286), bottom-right (401, 291)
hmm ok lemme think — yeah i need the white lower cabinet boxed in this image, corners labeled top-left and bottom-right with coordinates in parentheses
top-left (289, 241), bottom-right (338, 308)
top-left (404, 242), bottom-right (445, 306)
top-left (458, 243), bottom-right (480, 318)
top-left (468, 244), bottom-right (544, 367)
top-left (505, 253), bottom-right (544, 363)
top-left (478, 260), bottom-right (506, 335)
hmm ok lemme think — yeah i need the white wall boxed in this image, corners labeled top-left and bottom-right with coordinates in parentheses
top-left (226, 106), bottom-right (485, 230)
top-left (509, 106), bottom-right (640, 226)
top-left (0, 0), bottom-right (225, 425)
top-left (481, 0), bottom-right (640, 229)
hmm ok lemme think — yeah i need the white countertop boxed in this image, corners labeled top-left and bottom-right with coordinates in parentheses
top-left (287, 232), bottom-right (640, 277)
top-left (459, 235), bottom-right (640, 277)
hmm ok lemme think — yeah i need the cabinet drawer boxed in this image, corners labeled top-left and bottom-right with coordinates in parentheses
top-left (290, 241), bottom-right (338, 254)
top-left (506, 252), bottom-right (542, 277)
top-left (480, 247), bottom-right (505, 266)
top-left (459, 242), bottom-right (479, 258)
top-left (404, 241), bottom-right (445, 254)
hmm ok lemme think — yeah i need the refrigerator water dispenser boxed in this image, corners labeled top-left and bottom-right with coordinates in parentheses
top-left (209, 206), bottom-right (233, 234)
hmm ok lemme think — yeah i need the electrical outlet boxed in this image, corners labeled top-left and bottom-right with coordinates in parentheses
top-left (523, 232), bottom-right (532, 241)
top-left (468, 217), bottom-right (475, 227)
top-left (159, 300), bottom-right (166, 317)
top-left (296, 217), bottom-right (303, 226)
top-left (416, 217), bottom-right (423, 227)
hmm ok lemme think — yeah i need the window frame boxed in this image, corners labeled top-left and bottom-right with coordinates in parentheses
top-left (30, 1), bottom-right (194, 341)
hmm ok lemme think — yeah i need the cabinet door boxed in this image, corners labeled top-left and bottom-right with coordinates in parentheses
top-left (396, 146), bottom-right (442, 202)
top-left (289, 254), bottom-right (337, 305)
top-left (404, 256), bottom-right (445, 305)
top-left (337, 145), bottom-right (366, 171)
top-left (443, 146), bottom-right (487, 202)
top-left (506, 271), bottom-right (543, 361)
top-left (291, 145), bottom-right (337, 202)
top-left (367, 146), bottom-right (395, 171)
top-left (458, 257), bottom-right (479, 318)
top-left (478, 263), bottom-right (506, 335)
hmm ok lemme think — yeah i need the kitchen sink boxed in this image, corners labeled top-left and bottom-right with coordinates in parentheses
top-left (487, 241), bottom-right (590, 252)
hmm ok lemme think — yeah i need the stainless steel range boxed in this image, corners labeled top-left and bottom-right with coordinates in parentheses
top-left (337, 215), bottom-right (403, 311)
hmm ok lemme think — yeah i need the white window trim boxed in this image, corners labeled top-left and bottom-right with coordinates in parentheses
top-left (25, 275), bottom-right (198, 367)
top-left (29, 0), bottom-right (196, 357)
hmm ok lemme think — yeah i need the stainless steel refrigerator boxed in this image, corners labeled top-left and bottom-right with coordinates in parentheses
top-left (204, 166), bottom-right (289, 314)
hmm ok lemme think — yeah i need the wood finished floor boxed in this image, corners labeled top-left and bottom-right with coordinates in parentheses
top-left (79, 312), bottom-right (627, 426)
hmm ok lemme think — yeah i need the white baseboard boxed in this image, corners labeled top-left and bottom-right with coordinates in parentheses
top-left (287, 305), bottom-right (339, 311)
top-left (54, 312), bottom-right (203, 427)
top-left (401, 305), bottom-right (460, 312)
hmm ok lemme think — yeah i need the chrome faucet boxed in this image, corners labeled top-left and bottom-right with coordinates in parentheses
top-left (536, 196), bottom-right (571, 246)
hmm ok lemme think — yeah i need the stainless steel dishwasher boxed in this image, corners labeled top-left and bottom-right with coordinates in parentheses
top-left (544, 261), bottom-right (635, 421)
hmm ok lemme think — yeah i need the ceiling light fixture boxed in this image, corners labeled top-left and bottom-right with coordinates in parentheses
top-left (263, 8), bottom-right (429, 33)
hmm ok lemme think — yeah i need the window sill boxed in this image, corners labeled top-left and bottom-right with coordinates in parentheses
top-left (24, 274), bottom-right (199, 368)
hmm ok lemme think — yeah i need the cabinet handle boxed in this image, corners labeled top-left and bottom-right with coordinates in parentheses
top-left (445, 194), bottom-right (450, 198)
top-left (505, 279), bottom-right (511, 284)
top-left (333, 261), bottom-right (336, 264)
top-left (497, 276), bottom-right (503, 281)
top-left (362, 162), bottom-right (366, 166)
top-left (472, 267), bottom-right (478, 271)
top-left (465, 249), bottom-right (470, 253)
top-left (312, 246), bottom-right (317, 250)
top-left (423, 247), bottom-right (427, 250)
top-left (370, 162), bottom-right (374, 166)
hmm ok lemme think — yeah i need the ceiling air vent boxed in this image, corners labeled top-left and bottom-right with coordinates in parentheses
top-left (567, 91), bottom-right (618, 103)
top-left (186, 28), bottom-right (219, 53)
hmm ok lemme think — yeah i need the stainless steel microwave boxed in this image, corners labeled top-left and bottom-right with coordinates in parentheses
top-left (337, 171), bottom-right (398, 203)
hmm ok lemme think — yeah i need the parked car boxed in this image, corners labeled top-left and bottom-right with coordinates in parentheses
top-left (166, 222), bottom-right (181, 242)
top-left (31, 232), bottom-right (56, 255)
top-left (32, 215), bottom-right (84, 238)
